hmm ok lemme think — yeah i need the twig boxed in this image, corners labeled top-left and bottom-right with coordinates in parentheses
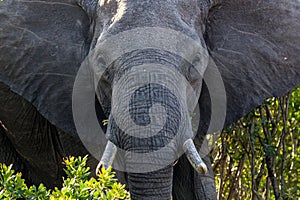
top-left (279, 94), bottom-right (290, 197)
top-left (255, 158), bottom-right (265, 190)
top-left (227, 153), bottom-right (246, 200)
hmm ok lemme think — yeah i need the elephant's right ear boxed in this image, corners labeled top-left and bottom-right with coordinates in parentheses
top-left (203, 0), bottom-right (300, 128)
top-left (0, 0), bottom-right (94, 135)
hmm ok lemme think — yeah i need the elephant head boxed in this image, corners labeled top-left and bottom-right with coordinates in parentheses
top-left (0, 0), bottom-right (299, 199)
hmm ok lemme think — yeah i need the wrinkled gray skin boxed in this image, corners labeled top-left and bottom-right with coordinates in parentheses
top-left (0, 0), bottom-right (299, 199)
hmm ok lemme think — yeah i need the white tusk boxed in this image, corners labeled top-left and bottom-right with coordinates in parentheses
top-left (183, 138), bottom-right (208, 174)
top-left (96, 141), bottom-right (117, 174)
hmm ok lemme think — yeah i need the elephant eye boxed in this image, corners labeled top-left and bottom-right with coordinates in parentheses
top-left (97, 56), bottom-right (107, 66)
top-left (192, 54), bottom-right (202, 66)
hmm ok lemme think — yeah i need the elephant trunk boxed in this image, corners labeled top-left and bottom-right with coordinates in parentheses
top-left (127, 166), bottom-right (173, 199)
top-left (113, 73), bottom-right (179, 199)
top-left (97, 50), bottom-right (206, 199)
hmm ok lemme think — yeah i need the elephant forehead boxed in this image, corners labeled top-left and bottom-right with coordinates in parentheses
top-left (93, 27), bottom-right (208, 76)
top-left (97, 0), bottom-right (210, 40)
top-left (99, 0), bottom-right (202, 18)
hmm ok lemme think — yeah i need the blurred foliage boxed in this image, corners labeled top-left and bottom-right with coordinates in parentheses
top-left (213, 86), bottom-right (300, 200)
top-left (0, 156), bottom-right (130, 200)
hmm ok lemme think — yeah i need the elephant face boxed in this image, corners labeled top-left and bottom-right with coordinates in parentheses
top-left (0, 0), bottom-right (299, 199)
top-left (85, 1), bottom-right (212, 198)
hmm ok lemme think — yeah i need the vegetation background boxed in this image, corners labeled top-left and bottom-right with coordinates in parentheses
top-left (213, 86), bottom-right (300, 199)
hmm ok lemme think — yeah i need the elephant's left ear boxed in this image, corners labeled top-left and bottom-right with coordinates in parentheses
top-left (0, 0), bottom-right (93, 135)
top-left (204, 0), bottom-right (300, 126)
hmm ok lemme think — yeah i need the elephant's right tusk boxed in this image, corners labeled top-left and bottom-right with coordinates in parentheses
top-left (183, 138), bottom-right (208, 174)
top-left (96, 141), bottom-right (117, 174)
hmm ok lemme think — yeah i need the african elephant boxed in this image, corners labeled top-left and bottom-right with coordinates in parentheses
top-left (0, 0), bottom-right (299, 199)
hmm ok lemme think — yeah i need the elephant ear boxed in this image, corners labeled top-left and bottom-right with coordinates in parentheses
top-left (204, 0), bottom-right (300, 127)
top-left (0, 0), bottom-right (92, 135)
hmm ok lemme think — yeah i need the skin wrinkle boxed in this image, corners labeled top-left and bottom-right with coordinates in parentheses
top-left (109, 49), bottom-right (199, 84)
top-left (34, 73), bottom-right (75, 78)
top-left (114, 83), bottom-right (181, 151)
top-left (8, 23), bottom-right (82, 47)
top-left (8, 22), bottom-right (56, 45)
top-left (217, 48), bottom-right (245, 56)
top-left (19, 0), bottom-right (79, 7)
top-left (229, 26), bottom-right (279, 49)
top-left (78, 0), bottom-right (98, 11)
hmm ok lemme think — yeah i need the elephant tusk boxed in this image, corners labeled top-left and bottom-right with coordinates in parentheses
top-left (183, 138), bottom-right (208, 174)
top-left (96, 141), bottom-right (117, 174)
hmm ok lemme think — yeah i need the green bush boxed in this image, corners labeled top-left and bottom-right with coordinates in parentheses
top-left (0, 156), bottom-right (130, 200)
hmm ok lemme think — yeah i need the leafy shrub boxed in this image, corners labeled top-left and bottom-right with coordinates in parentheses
top-left (0, 156), bottom-right (130, 200)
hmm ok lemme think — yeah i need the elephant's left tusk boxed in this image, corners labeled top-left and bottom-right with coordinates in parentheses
top-left (96, 141), bottom-right (117, 174)
top-left (183, 138), bottom-right (208, 174)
